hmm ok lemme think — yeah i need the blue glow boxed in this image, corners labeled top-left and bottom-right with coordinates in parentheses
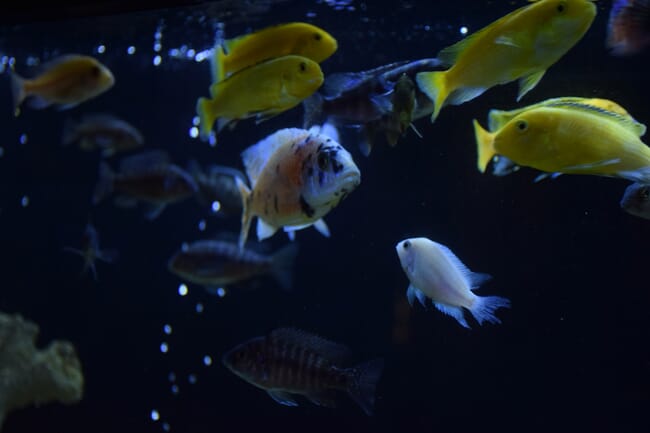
top-left (163, 324), bottom-right (172, 335)
top-left (211, 201), bottom-right (221, 213)
top-left (127, 46), bottom-right (136, 55)
top-left (178, 284), bottom-right (188, 296)
top-left (150, 409), bottom-right (160, 421)
top-left (160, 342), bottom-right (169, 353)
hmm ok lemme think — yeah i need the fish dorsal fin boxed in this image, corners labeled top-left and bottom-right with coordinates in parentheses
top-left (241, 128), bottom-right (309, 187)
top-left (119, 150), bottom-right (170, 173)
top-left (269, 328), bottom-right (352, 364)
top-left (437, 4), bottom-right (529, 66)
top-left (552, 102), bottom-right (647, 137)
top-left (33, 54), bottom-right (90, 76)
top-left (435, 242), bottom-right (491, 288)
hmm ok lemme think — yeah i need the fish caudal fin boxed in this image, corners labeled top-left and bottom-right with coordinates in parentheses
top-left (92, 162), bottom-right (115, 205)
top-left (270, 243), bottom-right (299, 290)
top-left (415, 70), bottom-right (448, 123)
top-left (469, 295), bottom-right (511, 326)
top-left (473, 119), bottom-right (496, 173)
top-left (196, 97), bottom-right (217, 140)
top-left (9, 72), bottom-right (26, 115)
top-left (210, 45), bottom-right (227, 83)
top-left (236, 177), bottom-right (252, 251)
top-left (347, 358), bottom-right (384, 416)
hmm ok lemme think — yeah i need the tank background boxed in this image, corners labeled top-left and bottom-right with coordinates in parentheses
top-left (0, 1), bottom-right (648, 432)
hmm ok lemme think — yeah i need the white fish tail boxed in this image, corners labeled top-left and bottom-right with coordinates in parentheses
top-left (10, 71), bottom-right (25, 114)
top-left (93, 162), bottom-right (115, 205)
top-left (236, 177), bottom-right (252, 251)
top-left (270, 243), bottom-right (299, 291)
top-left (469, 295), bottom-right (511, 326)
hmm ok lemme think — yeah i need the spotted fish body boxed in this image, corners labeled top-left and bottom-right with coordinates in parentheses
top-left (237, 126), bottom-right (360, 248)
top-left (223, 328), bottom-right (383, 415)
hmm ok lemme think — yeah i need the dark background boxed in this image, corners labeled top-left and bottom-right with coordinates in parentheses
top-left (0, 1), bottom-right (648, 432)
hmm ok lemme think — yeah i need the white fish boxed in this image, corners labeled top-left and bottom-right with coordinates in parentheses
top-left (395, 237), bottom-right (510, 329)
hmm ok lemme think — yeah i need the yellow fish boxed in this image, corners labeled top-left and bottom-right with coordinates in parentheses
top-left (211, 22), bottom-right (337, 82)
top-left (236, 126), bottom-right (360, 249)
top-left (197, 55), bottom-right (324, 139)
top-left (416, 0), bottom-right (597, 122)
top-left (474, 99), bottom-right (650, 183)
top-left (487, 96), bottom-right (633, 131)
top-left (10, 54), bottom-right (114, 113)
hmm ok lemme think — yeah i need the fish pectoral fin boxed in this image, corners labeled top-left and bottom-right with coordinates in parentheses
top-left (517, 70), bottom-right (545, 102)
top-left (434, 302), bottom-right (470, 329)
top-left (406, 285), bottom-right (427, 308)
top-left (255, 109), bottom-right (283, 124)
top-left (447, 86), bottom-right (486, 106)
top-left (267, 390), bottom-right (299, 407)
top-left (494, 34), bottom-right (522, 48)
top-left (313, 219), bottom-right (330, 238)
top-left (144, 203), bottom-right (166, 220)
top-left (561, 158), bottom-right (621, 172)
top-left (305, 391), bottom-right (339, 408)
top-left (257, 218), bottom-right (278, 242)
top-left (533, 172), bottom-right (563, 183)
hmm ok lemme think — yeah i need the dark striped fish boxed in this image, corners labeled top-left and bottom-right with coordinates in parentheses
top-left (167, 240), bottom-right (298, 291)
top-left (223, 328), bottom-right (383, 415)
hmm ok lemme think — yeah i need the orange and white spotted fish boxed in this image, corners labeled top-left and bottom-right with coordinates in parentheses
top-left (223, 328), bottom-right (383, 415)
top-left (236, 124), bottom-right (360, 249)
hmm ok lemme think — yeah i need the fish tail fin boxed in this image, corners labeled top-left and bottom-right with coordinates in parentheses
top-left (10, 71), bottom-right (26, 115)
top-left (416, 71), bottom-right (448, 122)
top-left (473, 119), bottom-right (496, 173)
top-left (197, 96), bottom-right (217, 140)
top-left (270, 243), bottom-right (299, 291)
top-left (62, 117), bottom-right (78, 146)
top-left (302, 93), bottom-right (324, 128)
top-left (469, 295), bottom-right (511, 326)
top-left (236, 176), bottom-right (252, 251)
top-left (93, 162), bottom-right (115, 205)
top-left (210, 44), bottom-right (227, 82)
top-left (347, 358), bottom-right (384, 416)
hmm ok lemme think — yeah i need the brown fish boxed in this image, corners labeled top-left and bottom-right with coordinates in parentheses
top-left (92, 150), bottom-right (198, 219)
top-left (63, 114), bottom-right (144, 157)
top-left (223, 328), bottom-right (383, 415)
top-left (10, 54), bottom-right (114, 113)
top-left (187, 160), bottom-right (246, 218)
top-left (167, 240), bottom-right (298, 291)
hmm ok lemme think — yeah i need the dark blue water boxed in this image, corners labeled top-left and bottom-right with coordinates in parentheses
top-left (0, 1), bottom-right (648, 432)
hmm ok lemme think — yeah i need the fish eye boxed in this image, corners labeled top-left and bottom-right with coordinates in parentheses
top-left (299, 62), bottom-right (307, 72)
top-left (90, 65), bottom-right (102, 77)
top-left (556, 2), bottom-right (565, 13)
top-left (317, 152), bottom-right (329, 170)
top-left (640, 188), bottom-right (650, 200)
top-left (403, 241), bottom-right (411, 250)
top-left (313, 33), bottom-right (322, 41)
top-left (516, 120), bottom-right (528, 132)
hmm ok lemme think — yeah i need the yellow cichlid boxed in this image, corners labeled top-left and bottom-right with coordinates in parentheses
top-left (211, 22), bottom-right (337, 82)
top-left (196, 55), bottom-right (324, 139)
top-left (416, 0), bottom-right (597, 122)
top-left (10, 54), bottom-right (114, 114)
top-left (486, 96), bottom-right (633, 132)
top-left (474, 100), bottom-right (650, 183)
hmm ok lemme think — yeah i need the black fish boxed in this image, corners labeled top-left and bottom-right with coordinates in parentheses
top-left (303, 58), bottom-right (442, 154)
top-left (223, 328), bottom-right (383, 415)
top-left (187, 160), bottom-right (246, 217)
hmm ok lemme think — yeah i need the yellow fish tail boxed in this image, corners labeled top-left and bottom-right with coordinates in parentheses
top-left (210, 45), bottom-right (227, 83)
top-left (10, 72), bottom-right (26, 115)
top-left (416, 70), bottom-right (448, 123)
top-left (236, 177), bottom-right (252, 251)
top-left (473, 119), bottom-right (496, 173)
top-left (197, 97), bottom-right (217, 139)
